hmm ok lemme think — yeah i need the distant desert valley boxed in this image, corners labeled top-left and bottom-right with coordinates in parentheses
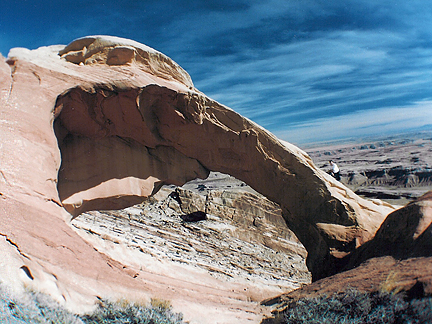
top-left (306, 132), bottom-right (432, 206)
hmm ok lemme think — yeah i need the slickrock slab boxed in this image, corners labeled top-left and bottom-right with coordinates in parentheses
top-left (71, 185), bottom-right (310, 289)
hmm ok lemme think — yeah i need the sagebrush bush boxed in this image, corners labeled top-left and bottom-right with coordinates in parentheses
top-left (80, 298), bottom-right (184, 324)
top-left (283, 288), bottom-right (432, 324)
top-left (0, 285), bottom-right (83, 323)
top-left (0, 282), bottom-right (185, 324)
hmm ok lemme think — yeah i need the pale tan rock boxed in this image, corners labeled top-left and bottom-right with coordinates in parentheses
top-left (58, 36), bottom-right (194, 88)
top-left (0, 36), bottom-right (399, 322)
top-left (71, 186), bottom-right (311, 303)
top-left (167, 186), bottom-right (306, 257)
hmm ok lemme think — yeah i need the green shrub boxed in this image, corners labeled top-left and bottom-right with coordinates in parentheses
top-left (283, 288), bottom-right (432, 324)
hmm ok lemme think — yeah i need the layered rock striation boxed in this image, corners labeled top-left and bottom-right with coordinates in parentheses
top-left (71, 180), bottom-right (311, 295)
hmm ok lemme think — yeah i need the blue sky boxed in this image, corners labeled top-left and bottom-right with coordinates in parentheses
top-left (1, 0), bottom-right (432, 146)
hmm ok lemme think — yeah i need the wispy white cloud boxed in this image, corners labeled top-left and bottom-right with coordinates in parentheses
top-left (189, 26), bottom-right (432, 143)
top-left (275, 100), bottom-right (432, 145)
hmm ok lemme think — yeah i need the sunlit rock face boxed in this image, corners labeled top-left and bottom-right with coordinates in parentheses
top-left (58, 36), bottom-right (193, 87)
top-left (71, 183), bottom-right (312, 299)
top-left (0, 35), bottom-right (399, 322)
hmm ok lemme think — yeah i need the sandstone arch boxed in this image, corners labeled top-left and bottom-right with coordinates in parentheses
top-left (53, 82), bottom-right (392, 280)
top-left (0, 35), bottom-right (402, 322)
top-left (1, 35), bottom-right (395, 286)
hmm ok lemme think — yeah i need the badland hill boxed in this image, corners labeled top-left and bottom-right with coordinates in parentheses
top-left (0, 36), bottom-right (430, 323)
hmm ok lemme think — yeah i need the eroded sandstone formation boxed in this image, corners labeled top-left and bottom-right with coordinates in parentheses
top-left (0, 36), bottom-right (400, 322)
top-left (53, 79), bottom-right (394, 279)
top-left (262, 191), bottom-right (432, 323)
top-left (71, 183), bottom-right (311, 297)
top-left (345, 191), bottom-right (432, 268)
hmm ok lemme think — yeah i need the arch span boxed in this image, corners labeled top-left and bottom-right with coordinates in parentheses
top-left (54, 84), bottom-right (391, 280)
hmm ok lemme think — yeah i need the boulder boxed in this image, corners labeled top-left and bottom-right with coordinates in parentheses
top-left (262, 192), bottom-right (432, 323)
top-left (345, 190), bottom-right (432, 268)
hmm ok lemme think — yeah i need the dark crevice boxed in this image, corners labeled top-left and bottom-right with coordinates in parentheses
top-left (20, 265), bottom-right (34, 280)
top-left (0, 233), bottom-right (31, 260)
top-left (6, 59), bottom-right (17, 100)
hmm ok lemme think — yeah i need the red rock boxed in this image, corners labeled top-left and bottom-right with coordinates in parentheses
top-left (263, 191), bottom-right (432, 322)
top-left (263, 255), bottom-right (432, 323)
top-left (345, 190), bottom-right (432, 269)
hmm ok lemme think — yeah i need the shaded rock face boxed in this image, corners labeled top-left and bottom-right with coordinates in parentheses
top-left (345, 191), bottom-right (432, 269)
top-left (53, 85), bottom-right (210, 215)
top-left (262, 191), bottom-right (432, 323)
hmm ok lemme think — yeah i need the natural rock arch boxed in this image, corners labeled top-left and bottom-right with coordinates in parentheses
top-left (0, 36), bottom-right (403, 321)
top-left (54, 82), bottom-right (391, 280)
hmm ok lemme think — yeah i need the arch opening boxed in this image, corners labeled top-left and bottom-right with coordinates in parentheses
top-left (53, 85), bottom-right (210, 217)
top-left (53, 83), bottom-right (362, 281)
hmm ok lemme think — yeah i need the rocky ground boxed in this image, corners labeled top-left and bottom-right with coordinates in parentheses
top-left (72, 182), bottom-right (308, 285)
top-left (306, 131), bottom-right (432, 206)
top-left (71, 173), bottom-right (311, 323)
